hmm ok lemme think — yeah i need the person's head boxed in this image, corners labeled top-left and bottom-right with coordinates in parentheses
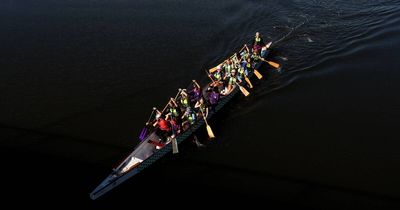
top-left (255, 32), bottom-right (260, 37)
top-left (185, 107), bottom-right (192, 115)
top-left (199, 97), bottom-right (204, 103)
top-left (227, 59), bottom-right (232, 65)
top-left (156, 113), bottom-right (161, 120)
top-left (247, 58), bottom-right (251, 62)
top-left (231, 69), bottom-right (236, 75)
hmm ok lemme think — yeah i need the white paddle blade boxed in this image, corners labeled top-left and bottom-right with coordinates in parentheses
top-left (172, 138), bottom-right (179, 154)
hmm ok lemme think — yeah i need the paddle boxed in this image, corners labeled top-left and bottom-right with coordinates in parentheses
top-left (160, 89), bottom-right (182, 114)
top-left (209, 62), bottom-right (224, 73)
top-left (171, 137), bottom-right (179, 154)
top-left (205, 69), bottom-right (222, 88)
top-left (206, 69), bottom-right (215, 82)
top-left (167, 89), bottom-right (183, 154)
top-left (239, 51), bottom-right (262, 80)
top-left (243, 73), bottom-right (253, 89)
top-left (235, 81), bottom-right (250, 97)
top-left (146, 89), bottom-right (182, 146)
top-left (260, 57), bottom-right (280, 69)
top-left (241, 58), bottom-right (262, 79)
top-left (139, 107), bottom-right (157, 141)
top-left (233, 54), bottom-right (254, 88)
top-left (200, 108), bottom-right (215, 139)
top-left (209, 46), bottom-right (247, 73)
top-left (253, 69), bottom-right (263, 79)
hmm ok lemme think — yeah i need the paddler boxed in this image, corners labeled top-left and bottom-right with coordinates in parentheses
top-left (221, 69), bottom-right (241, 96)
top-left (194, 97), bottom-right (208, 119)
top-left (207, 86), bottom-right (220, 112)
top-left (209, 66), bottom-right (224, 87)
top-left (152, 110), bottom-right (172, 143)
top-left (181, 107), bottom-right (196, 130)
top-left (252, 32), bottom-right (265, 52)
top-left (189, 80), bottom-right (202, 103)
top-left (242, 57), bottom-right (253, 73)
top-left (179, 89), bottom-right (191, 109)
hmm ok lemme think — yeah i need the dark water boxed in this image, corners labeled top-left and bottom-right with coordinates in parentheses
top-left (1, 0), bottom-right (400, 208)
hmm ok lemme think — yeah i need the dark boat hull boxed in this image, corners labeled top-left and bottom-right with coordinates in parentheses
top-left (90, 48), bottom-right (269, 200)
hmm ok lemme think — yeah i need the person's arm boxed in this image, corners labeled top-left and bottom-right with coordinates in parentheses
top-left (266, 41), bottom-right (272, 49)
top-left (165, 113), bottom-right (171, 121)
top-left (194, 101), bottom-right (200, 109)
top-left (155, 109), bottom-right (162, 116)
top-left (151, 108), bottom-right (163, 127)
top-left (192, 80), bottom-right (200, 89)
top-left (237, 76), bottom-right (243, 84)
top-left (227, 84), bottom-right (232, 92)
top-left (205, 107), bottom-right (209, 118)
top-left (170, 98), bottom-right (178, 107)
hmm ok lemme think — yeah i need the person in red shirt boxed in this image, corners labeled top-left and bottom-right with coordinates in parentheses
top-left (153, 110), bottom-right (172, 143)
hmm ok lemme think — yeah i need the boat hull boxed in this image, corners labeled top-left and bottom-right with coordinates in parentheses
top-left (90, 48), bottom-right (269, 200)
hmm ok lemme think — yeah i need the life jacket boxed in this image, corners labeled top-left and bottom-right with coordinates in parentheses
top-left (238, 68), bottom-right (244, 76)
top-left (213, 72), bottom-right (222, 80)
top-left (252, 54), bottom-right (260, 61)
top-left (158, 118), bottom-right (171, 131)
top-left (169, 107), bottom-right (179, 117)
top-left (199, 103), bottom-right (206, 114)
top-left (255, 37), bottom-right (261, 45)
top-left (224, 64), bottom-right (233, 75)
top-left (180, 97), bottom-right (189, 107)
top-left (240, 51), bottom-right (248, 59)
top-left (229, 76), bottom-right (237, 85)
top-left (187, 113), bottom-right (196, 124)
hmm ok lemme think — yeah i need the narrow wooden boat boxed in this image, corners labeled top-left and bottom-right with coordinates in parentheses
top-left (90, 43), bottom-right (272, 200)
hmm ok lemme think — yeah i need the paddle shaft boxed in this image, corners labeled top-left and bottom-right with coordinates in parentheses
top-left (160, 89), bottom-right (182, 114)
top-left (205, 69), bottom-right (216, 83)
top-left (258, 56), bottom-right (277, 65)
top-left (243, 73), bottom-right (253, 88)
top-left (234, 80), bottom-right (250, 96)
top-left (200, 108), bottom-right (209, 126)
top-left (146, 109), bottom-right (156, 124)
